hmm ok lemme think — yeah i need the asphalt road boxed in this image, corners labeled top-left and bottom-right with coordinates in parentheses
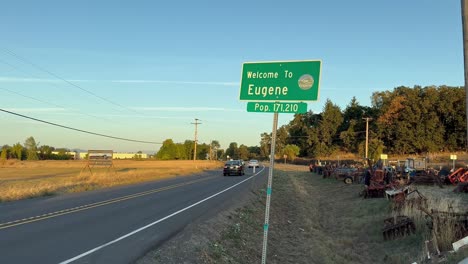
top-left (0, 166), bottom-right (267, 264)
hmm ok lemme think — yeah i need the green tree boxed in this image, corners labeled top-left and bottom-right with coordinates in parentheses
top-left (318, 99), bottom-right (343, 155)
top-left (183, 140), bottom-right (194, 160)
top-left (306, 126), bottom-right (321, 157)
top-left (225, 142), bottom-right (239, 159)
top-left (374, 86), bottom-right (446, 154)
top-left (156, 139), bottom-right (177, 160)
top-left (39, 145), bottom-right (54, 160)
top-left (175, 143), bottom-right (187, 160)
top-left (282, 144), bottom-right (300, 162)
top-left (24, 136), bottom-right (39, 160)
top-left (287, 113), bottom-right (311, 157)
top-left (11, 143), bottom-right (24, 160)
top-left (435, 86), bottom-right (466, 151)
top-left (238, 144), bottom-right (250, 160)
top-left (216, 149), bottom-right (225, 160)
top-left (340, 120), bottom-right (357, 152)
top-left (358, 138), bottom-right (385, 162)
top-left (210, 140), bottom-right (221, 160)
top-left (197, 143), bottom-right (210, 160)
top-left (275, 125), bottom-right (289, 156)
top-left (339, 97), bottom-right (371, 153)
top-left (247, 146), bottom-right (261, 159)
top-left (259, 133), bottom-right (271, 159)
top-left (0, 145), bottom-right (10, 160)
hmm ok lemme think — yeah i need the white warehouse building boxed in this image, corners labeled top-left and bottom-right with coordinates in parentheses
top-left (77, 152), bottom-right (148, 160)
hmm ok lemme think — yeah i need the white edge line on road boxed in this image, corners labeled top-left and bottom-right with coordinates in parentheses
top-left (59, 166), bottom-right (266, 264)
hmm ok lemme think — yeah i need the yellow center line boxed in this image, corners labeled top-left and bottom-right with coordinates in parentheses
top-left (0, 175), bottom-right (217, 230)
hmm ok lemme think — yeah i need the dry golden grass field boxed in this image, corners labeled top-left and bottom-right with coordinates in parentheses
top-left (0, 159), bottom-right (223, 202)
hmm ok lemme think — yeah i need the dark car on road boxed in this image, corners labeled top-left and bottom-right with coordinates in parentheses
top-left (223, 160), bottom-right (245, 176)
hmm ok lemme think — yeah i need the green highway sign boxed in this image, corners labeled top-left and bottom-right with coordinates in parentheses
top-left (247, 102), bottom-right (307, 113)
top-left (240, 60), bottom-right (321, 101)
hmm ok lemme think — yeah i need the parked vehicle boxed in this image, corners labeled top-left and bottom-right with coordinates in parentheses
top-left (223, 160), bottom-right (245, 176)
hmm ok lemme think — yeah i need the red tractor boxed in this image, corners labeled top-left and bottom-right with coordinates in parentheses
top-left (362, 159), bottom-right (401, 198)
top-left (447, 167), bottom-right (468, 192)
top-left (447, 167), bottom-right (468, 184)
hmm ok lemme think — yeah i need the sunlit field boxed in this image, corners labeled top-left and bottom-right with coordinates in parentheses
top-left (0, 159), bottom-right (223, 202)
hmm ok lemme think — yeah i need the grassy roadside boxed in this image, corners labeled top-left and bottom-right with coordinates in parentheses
top-left (200, 164), bottom-right (468, 264)
top-left (0, 160), bottom-right (222, 202)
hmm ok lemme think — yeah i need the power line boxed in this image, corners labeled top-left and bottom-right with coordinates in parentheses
top-left (0, 87), bottom-right (113, 122)
top-left (2, 49), bottom-right (141, 115)
top-left (0, 108), bottom-right (161, 145)
top-left (0, 58), bottom-right (115, 122)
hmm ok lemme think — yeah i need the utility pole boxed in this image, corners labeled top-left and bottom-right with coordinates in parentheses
top-left (191, 118), bottom-right (201, 161)
top-left (362, 117), bottom-right (372, 159)
top-left (462, 0), bottom-right (468, 150)
top-left (209, 140), bottom-right (212, 161)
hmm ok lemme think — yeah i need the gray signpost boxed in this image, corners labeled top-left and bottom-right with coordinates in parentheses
top-left (239, 60), bottom-right (321, 264)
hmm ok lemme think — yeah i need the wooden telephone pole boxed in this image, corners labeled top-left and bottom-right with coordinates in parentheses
top-left (191, 118), bottom-right (201, 160)
top-left (362, 117), bottom-right (372, 159)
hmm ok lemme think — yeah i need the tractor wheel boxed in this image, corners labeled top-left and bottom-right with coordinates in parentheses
top-left (344, 177), bottom-right (353, 184)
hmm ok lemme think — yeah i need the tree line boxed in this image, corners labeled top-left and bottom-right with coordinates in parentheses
top-left (4, 86), bottom-right (463, 162)
top-left (155, 139), bottom-right (224, 160)
top-left (259, 85), bottom-right (466, 161)
top-left (1, 136), bottom-right (74, 160)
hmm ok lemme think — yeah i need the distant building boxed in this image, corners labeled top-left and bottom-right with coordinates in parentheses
top-left (113, 152), bottom-right (148, 159)
top-left (76, 151), bottom-right (148, 160)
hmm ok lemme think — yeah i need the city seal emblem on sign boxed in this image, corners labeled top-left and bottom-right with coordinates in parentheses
top-left (298, 74), bottom-right (314, 90)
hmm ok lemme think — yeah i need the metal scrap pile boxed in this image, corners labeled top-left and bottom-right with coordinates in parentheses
top-left (410, 169), bottom-right (444, 187)
top-left (381, 188), bottom-right (426, 241)
top-left (425, 209), bottom-right (468, 249)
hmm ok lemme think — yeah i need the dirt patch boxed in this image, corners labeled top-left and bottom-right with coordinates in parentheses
top-left (137, 165), bottom-right (468, 264)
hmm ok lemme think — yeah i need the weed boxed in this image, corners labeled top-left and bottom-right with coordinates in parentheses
top-left (209, 242), bottom-right (226, 259)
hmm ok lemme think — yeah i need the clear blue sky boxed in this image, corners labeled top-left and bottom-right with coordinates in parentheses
top-left (0, 0), bottom-right (464, 153)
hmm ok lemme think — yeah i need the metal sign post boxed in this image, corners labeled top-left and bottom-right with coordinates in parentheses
top-left (79, 150), bottom-right (116, 177)
top-left (238, 59), bottom-right (322, 263)
top-left (261, 111), bottom-right (278, 264)
top-left (450, 154), bottom-right (457, 171)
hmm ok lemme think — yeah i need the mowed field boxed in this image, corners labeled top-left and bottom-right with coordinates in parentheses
top-left (0, 159), bottom-right (223, 202)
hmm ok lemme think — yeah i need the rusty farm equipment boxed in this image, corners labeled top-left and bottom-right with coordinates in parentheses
top-left (362, 159), bottom-right (402, 198)
top-left (447, 167), bottom-right (468, 193)
top-left (419, 207), bottom-right (468, 251)
top-left (447, 167), bottom-right (468, 184)
top-left (331, 167), bottom-right (363, 184)
top-left (381, 188), bottom-right (429, 241)
top-left (383, 215), bottom-right (416, 241)
top-left (363, 169), bottom-right (387, 198)
top-left (410, 169), bottom-right (444, 187)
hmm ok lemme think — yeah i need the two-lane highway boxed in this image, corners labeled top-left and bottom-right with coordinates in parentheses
top-left (0, 166), bottom-right (267, 264)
